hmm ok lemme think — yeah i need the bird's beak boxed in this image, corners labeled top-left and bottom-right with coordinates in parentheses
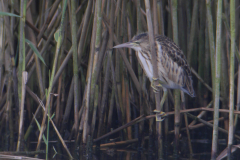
top-left (113, 42), bottom-right (133, 49)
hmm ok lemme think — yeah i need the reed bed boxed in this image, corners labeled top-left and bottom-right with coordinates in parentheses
top-left (0, 0), bottom-right (239, 159)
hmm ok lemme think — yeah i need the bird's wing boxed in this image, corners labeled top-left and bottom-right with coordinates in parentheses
top-left (155, 35), bottom-right (195, 97)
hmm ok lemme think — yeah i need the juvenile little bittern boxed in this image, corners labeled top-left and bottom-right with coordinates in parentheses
top-left (113, 33), bottom-right (195, 113)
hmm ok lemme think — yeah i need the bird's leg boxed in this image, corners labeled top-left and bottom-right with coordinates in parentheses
top-left (151, 78), bottom-right (162, 93)
top-left (154, 89), bottom-right (168, 121)
top-left (160, 89), bottom-right (167, 111)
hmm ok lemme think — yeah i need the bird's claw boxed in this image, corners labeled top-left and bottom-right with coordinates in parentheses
top-left (154, 110), bottom-right (167, 121)
top-left (151, 78), bottom-right (162, 93)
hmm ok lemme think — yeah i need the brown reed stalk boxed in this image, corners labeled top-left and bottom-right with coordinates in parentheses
top-left (187, 113), bottom-right (240, 140)
top-left (144, 0), bottom-right (162, 158)
top-left (169, 117), bottom-right (224, 134)
top-left (17, 72), bottom-right (27, 151)
top-left (121, 0), bottom-right (127, 139)
top-left (70, 0), bottom-right (79, 140)
top-left (7, 77), bottom-right (14, 151)
top-left (206, 0), bottom-right (216, 94)
top-left (25, 11), bottom-right (60, 67)
top-left (178, 0), bottom-right (186, 54)
top-left (125, 77), bottom-right (132, 140)
top-left (1, 1), bottom-right (20, 129)
top-left (82, 0), bottom-right (98, 144)
top-left (198, 0), bottom-right (206, 102)
top-left (158, 0), bottom-right (164, 35)
top-left (0, 3), bottom-right (3, 98)
top-left (25, 87), bottom-right (72, 158)
top-left (25, 9), bottom-right (44, 98)
top-left (94, 107), bottom-right (216, 143)
top-left (23, 25), bottom-right (59, 140)
top-left (115, 4), bottom-right (124, 131)
top-left (78, 0), bottom-right (93, 61)
top-left (204, 18), bottom-right (210, 103)
top-left (16, 0), bottom-right (27, 151)
top-left (94, 115), bottom-right (144, 143)
top-left (152, 1), bottom-right (161, 158)
top-left (107, 86), bottom-right (114, 131)
top-left (91, 84), bottom-right (98, 137)
top-left (220, 0), bottom-right (230, 131)
top-left (36, 0), bottom-right (68, 153)
top-left (235, 31), bottom-right (240, 132)
top-left (5, 90), bottom-right (10, 151)
top-left (189, 101), bottom-right (213, 126)
top-left (27, 13), bottom-right (61, 79)
top-left (187, 0), bottom-right (198, 64)
top-left (103, 5), bottom-right (120, 135)
top-left (181, 92), bottom-right (193, 156)
top-left (91, 31), bottom-right (109, 137)
top-left (136, 0), bottom-right (143, 33)
top-left (135, 0), bottom-right (145, 154)
top-left (211, 0), bottom-right (222, 159)
top-left (153, 0), bottom-right (158, 35)
top-left (170, 0), bottom-right (181, 156)
top-left (63, 16), bottom-right (92, 143)
top-left (36, 0), bottom-right (61, 42)
top-left (110, 54), bottom-right (123, 127)
top-left (61, 78), bottom-right (74, 133)
top-left (90, 31), bottom-right (109, 139)
top-left (227, 0), bottom-right (236, 158)
top-left (97, 52), bottom-right (111, 137)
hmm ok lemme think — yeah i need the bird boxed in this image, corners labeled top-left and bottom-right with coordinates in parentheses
top-left (113, 33), bottom-right (195, 115)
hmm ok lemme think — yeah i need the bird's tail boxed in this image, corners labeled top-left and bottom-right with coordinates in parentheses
top-left (183, 76), bottom-right (195, 97)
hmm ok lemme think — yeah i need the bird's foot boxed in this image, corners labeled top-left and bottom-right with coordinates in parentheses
top-left (151, 78), bottom-right (162, 93)
top-left (154, 110), bottom-right (167, 121)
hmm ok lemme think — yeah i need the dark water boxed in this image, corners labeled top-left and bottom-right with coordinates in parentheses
top-left (20, 117), bottom-right (240, 160)
top-left (35, 133), bottom-right (239, 160)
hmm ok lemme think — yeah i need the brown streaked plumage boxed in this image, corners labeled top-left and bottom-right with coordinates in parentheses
top-left (114, 33), bottom-right (195, 96)
top-left (113, 33), bottom-right (195, 113)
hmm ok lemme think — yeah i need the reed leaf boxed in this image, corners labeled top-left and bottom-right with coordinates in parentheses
top-left (25, 39), bottom-right (46, 66)
top-left (0, 11), bottom-right (20, 17)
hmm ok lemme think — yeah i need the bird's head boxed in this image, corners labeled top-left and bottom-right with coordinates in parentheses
top-left (113, 33), bottom-right (149, 51)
